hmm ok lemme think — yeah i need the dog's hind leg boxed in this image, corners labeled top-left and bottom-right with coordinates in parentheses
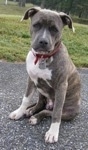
top-left (62, 105), bottom-right (80, 121)
top-left (62, 92), bottom-right (81, 121)
top-left (25, 93), bottom-right (46, 117)
top-left (28, 110), bottom-right (52, 125)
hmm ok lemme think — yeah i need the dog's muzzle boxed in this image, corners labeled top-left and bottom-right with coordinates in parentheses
top-left (32, 42), bottom-right (61, 65)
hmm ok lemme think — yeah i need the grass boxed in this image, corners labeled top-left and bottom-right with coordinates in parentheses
top-left (0, 1), bottom-right (88, 67)
top-left (63, 24), bottom-right (88, 67)
top-left (0, 0), bottom-right (34, 15)
top-left (0, 15), bottom-right (30, 62)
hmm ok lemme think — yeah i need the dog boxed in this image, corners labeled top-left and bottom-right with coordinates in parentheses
top-left (9, 7), bottom-right (81, 143)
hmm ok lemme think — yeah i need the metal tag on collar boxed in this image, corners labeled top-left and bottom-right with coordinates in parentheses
top-left (39, 57), bottom-right (46, 69)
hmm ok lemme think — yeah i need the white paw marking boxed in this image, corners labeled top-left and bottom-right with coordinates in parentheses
top-left (45, 122), bottom-right (60, 143)
top-left (9, 95), bottom-right (34, 120)
top-left (29, 116), bottom-right (37, 125)
top-left (9, 108), bottom-right (24, 120)
top-left (45, 131), bottom-right (58, 143)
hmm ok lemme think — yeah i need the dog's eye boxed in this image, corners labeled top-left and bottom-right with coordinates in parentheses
top-left (33, 23), bottom-right (42, 30)
top-left (49, 26), bottom-right (58, 33)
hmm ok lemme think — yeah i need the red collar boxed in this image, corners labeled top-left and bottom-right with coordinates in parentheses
top-left (32, 42), bottom-right (61, 65)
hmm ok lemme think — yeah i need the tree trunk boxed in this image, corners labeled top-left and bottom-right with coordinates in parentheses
top-left (5, 0), bottom-right (8, 5)
top-left (79, 11), bottom-right (82, 18)
top-left (18, 0), bottom-right (26, 7)
top-left (41, 0), bottom-right (45, 8)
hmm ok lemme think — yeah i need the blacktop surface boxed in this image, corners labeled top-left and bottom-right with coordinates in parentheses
top-left (0, 62), bottom-right (88, 150)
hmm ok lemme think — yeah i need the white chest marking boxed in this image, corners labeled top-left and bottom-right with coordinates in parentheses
top-left (26, 50), bottom-right (52, 85)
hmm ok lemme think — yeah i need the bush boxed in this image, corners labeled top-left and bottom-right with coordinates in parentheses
top-left (72, 17), bottom-right (88, 25)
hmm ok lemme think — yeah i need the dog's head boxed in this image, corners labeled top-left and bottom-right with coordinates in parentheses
top-left (22, 7), bottom-right (74, 53)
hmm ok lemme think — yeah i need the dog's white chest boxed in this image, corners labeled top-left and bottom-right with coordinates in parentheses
top-left (26, 51), bottom-right (52, 85)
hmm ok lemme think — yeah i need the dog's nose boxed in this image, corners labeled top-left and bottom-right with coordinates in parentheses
top-left (39, 38), bottom-right (48, 48)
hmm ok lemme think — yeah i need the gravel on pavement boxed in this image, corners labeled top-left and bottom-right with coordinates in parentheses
top-left (0, 62), bottom-right (88, 150)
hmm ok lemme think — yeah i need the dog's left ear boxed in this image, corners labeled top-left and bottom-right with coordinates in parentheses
top-left (59, 12), bottom-right (75, 32)
top-left (21, 7), bottom-right (41, 21)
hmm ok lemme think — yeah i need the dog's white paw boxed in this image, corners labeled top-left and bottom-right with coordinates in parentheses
top-left (45, 130), bottom-right (58, 143)
top-left (45, 122), bottom-right (60, 143)
top-left (29, 116), bottom-right (37, 125)
top-left (9, 108), bottom-right (24, 120)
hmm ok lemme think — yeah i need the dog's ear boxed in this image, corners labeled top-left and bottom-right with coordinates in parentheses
top-left (59, 12), bottom-right (75, 32)
top-left (21, 7), bottom-right (41, 21)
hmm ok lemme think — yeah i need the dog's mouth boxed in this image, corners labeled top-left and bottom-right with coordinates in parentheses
top-left (32, 42), bottom-right (60, 55)
top-left (32, 42), bottom-right (61, 65)
top-left (34, 50), bottom-right (51, 55)
top-left (32, 47), bottom-right (51, 54)
top-left (32, 48), bottom-right (47, 55)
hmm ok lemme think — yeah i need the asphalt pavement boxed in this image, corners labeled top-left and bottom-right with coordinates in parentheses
top-left (0, 62), bottom-right (88, 150)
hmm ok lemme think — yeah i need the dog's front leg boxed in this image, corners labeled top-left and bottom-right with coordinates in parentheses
top-left (9, 77), bottom-right (35, 120)
top-left (45, 80), bottom-right (68, 143)
top-left (25, 93), bottom-right (46, 118)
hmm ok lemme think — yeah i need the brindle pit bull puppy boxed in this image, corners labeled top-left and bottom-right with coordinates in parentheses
top-left (9, 7), bottom-right (81, 143)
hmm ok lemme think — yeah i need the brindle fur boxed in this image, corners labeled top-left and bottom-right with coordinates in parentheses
top-left (9, 7), bottom-right (81, 140)
top-left (22, 8), bottom-right (81, 123)
top-left (25, 43), bottom-right (81, 122)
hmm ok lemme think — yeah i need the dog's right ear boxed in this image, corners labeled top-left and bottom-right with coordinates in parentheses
top-left (21, 7), bottom-right (41, 21)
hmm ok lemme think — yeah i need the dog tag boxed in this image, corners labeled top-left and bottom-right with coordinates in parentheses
top-left (39, 58), bottom-right (46, 69)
